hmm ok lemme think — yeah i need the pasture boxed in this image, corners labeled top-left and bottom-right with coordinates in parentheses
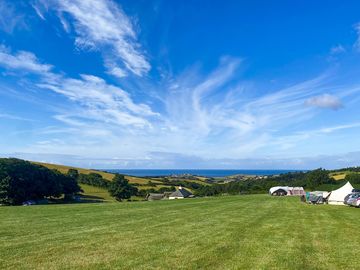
top-left (1, 195), bottom-right (360, 269)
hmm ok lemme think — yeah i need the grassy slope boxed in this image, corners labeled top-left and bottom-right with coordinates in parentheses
top-left (1, 195), bottom-right (360, 269)
top-left (32, 161), bottom-right (162, 185)
top-left (32, 162), bottom-right (207, 195)
top-left (79, 184), bottom-right (116, 202)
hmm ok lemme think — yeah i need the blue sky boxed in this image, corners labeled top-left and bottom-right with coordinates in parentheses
top-left (1, 0), bottom-right (360, 169)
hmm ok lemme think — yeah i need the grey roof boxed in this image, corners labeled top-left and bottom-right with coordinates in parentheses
top-left (146, 193), bottom-right (165, 200)
top-left (169, 188), bottom-right (193, 198)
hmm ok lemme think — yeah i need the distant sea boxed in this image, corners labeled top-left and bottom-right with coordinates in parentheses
top-left (106, 169), bottom-right (303, 178)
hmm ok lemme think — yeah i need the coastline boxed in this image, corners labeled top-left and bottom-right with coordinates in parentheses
top-left (105, 169), bottom-right (305, 178)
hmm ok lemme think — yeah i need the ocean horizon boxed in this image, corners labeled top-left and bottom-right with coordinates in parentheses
top-left (105, 169), bottom-right (305, 178)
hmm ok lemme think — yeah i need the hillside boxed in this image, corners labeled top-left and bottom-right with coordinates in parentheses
top-left (2, 195), bottom-right (360, 269)
top-left (32, 161), bottom-right (154, 185)
top-left (31, 161), bottom-right (209, 199)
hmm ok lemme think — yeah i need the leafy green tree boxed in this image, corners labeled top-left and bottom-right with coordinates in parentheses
top-left (108, 174), bottom-right (138, 201)
top-left (67, 169), bottom-right (79, 180)
top-left (345, 173), bottom-right (360, 184)
top-left (0, 158), bottom-right (81, 205)
top-left (0, 176), bottom-right (12, 205)
top-left (305, 168), bottom-right (332, 189)
top-left (78, 173), bottom-right (110, 188)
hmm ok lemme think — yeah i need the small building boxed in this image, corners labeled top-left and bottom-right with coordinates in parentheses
top-left (169, 187), bottom-right (193, 199)
top-left (146, 193), bottom-right (165, 201)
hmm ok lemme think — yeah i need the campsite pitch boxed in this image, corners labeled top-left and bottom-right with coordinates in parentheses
top-left (1, 195), bottom-right (360, 269)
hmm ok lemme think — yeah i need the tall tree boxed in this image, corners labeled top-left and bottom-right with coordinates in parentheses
top-left (108, 174), bottom-right (138, 201)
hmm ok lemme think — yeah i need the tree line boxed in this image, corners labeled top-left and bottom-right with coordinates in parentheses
top-left (194, 169), bottom-right (346, 197)
top-left (0, 158), bottom-right (139, 205)
top-left (63, 169), bottom-right (139, 201)
top-left (0, 158), bottom-right (81, 205)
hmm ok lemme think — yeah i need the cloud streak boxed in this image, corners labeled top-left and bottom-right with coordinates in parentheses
top-left (0, 45), bottom-right (52, 73)
top-left (34, 0), bottom-right (150, 77)
top-left (2, 46), bottom-right (357, 162)
top-left (0, 45), bottom-right (157, 133)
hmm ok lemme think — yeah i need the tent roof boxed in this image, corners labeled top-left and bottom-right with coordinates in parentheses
top-left (328, 181), bottom-right (354, 205)
top-left (269, 186), bottom-right (289, 194)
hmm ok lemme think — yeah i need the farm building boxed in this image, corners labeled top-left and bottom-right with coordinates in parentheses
top-left (146, 193), bottom-right (165, 201)
top-left (269, 186), bottom-right (305, 196)
top-left (169, 187), bottom-right (194, 199)
top-left (327, 181), bottom-right (354, 205)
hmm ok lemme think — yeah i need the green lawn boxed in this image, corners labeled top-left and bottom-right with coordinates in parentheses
top-left (1, 195), bottom-right (360, 269)
top-left (79, 184), bottom-right (116, 202)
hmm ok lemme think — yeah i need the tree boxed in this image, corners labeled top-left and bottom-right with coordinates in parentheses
top-left (0, 158), bottom-right (81, 205)
top-left (345, 173), bottom-right (360, 184)
top-left (108, 174), bottom-right (138, 201)
top-left (305, 168), bottom-right (332, 189)
top-left (0, 176), bottom-right (12, 205)
top-left (77, 173), bottom-right (110, 188)
top-left (67, 169), bottom-right (79, 180)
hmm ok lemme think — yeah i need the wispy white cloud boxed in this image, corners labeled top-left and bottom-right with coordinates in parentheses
top-left (106, 66), bottom-right (127, 78)
top-left (0, 113), bottom-right (34, 121)
top-left (0, 1), bottom-right (26, 33)
top-left (37, 74), bottom-right (158, 128)
top-left (31, 2), bottom-right (46, 20)
top-left (158, 62), bottom-right (332, 157)
top-left (2, 43), bottom-right (360, 165)
top-left (0, 46), bottom-right (157, 132)
top-left (305, 94), bottom-right (343, 110)
top-left (34, 0), bottom-right (150, 77)
top-left (270, 122), bottom-right (360, 151)
top-left (354, 23), bottom-right (360, 51)
top-left (330, 45), bottom-right (346, 55)
top-left (0, 45), bottom-right (52, 73)
top-left (317, 122), bottom-right (360, 133)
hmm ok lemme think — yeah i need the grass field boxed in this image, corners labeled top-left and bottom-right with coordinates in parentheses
top-left (330, 171), bottom-right (349, 180)
top-left (79, 184), bottom-right (116, 202)
top-left (1, 195), bottom-right (360, 269)
top-left (329, 171), bottom-right (360, 180)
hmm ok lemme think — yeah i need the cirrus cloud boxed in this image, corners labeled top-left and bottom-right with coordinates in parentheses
top-left (33, 0), bottom-right (150, 77)
top-left (305, 94), bottom-right (343, 110)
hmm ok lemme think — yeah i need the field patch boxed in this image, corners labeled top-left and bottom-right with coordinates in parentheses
top-left (1, 195), bottom-right (360, 269)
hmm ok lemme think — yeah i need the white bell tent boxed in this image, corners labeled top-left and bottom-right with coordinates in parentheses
top-left (327, 181), bottom-right (354, 205)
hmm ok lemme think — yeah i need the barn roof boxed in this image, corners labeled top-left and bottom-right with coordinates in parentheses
top-left (169, 187), bottom-right (192, 198)
top-left (146, 193), bottom-right (165, 200)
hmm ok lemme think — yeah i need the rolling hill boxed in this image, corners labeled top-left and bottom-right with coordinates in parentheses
top-left (31, 161), bottom-right (155, 184)
top-left (31, 161), bottom-right (208, 201)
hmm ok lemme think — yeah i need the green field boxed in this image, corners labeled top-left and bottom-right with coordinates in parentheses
top-left (1, 195), bottom-right (360, 269)
top-left (79, 184), bottom-right (116, 202)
